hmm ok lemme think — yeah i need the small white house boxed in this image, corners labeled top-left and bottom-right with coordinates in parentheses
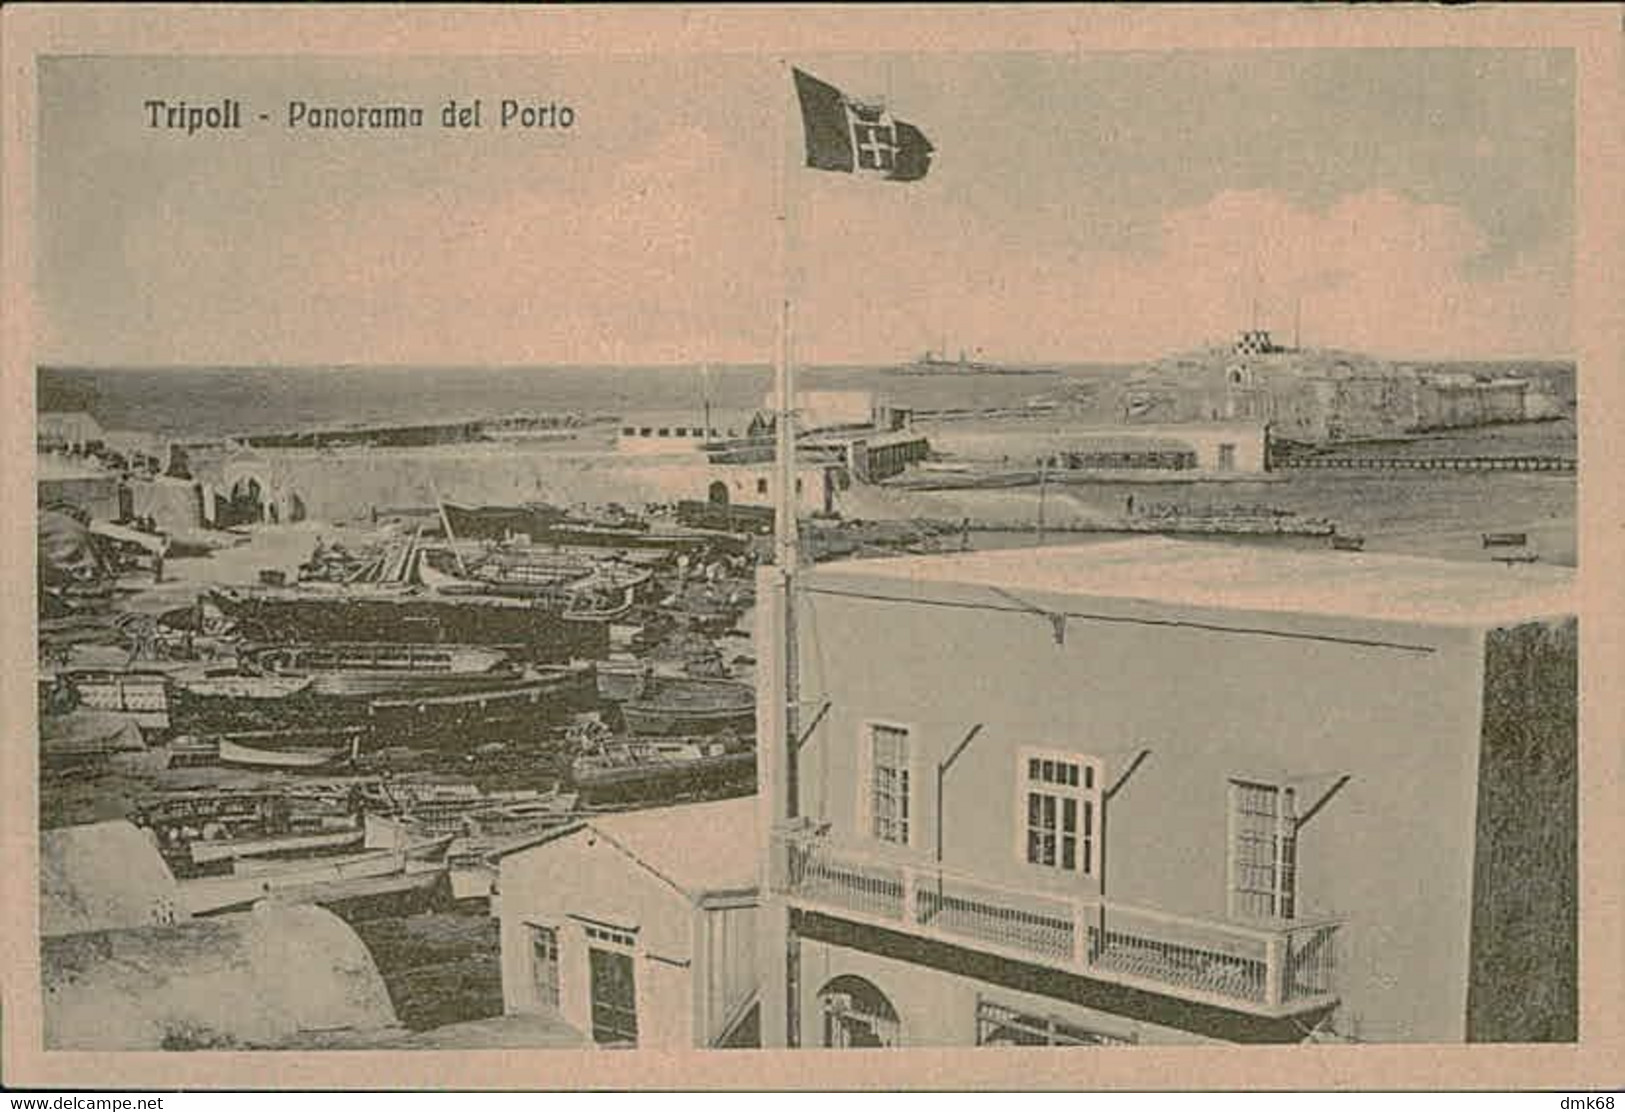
top-left (495, 796), bottom-right (760, 1049)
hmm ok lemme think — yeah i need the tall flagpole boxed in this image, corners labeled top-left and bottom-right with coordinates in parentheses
top-left (773, 58), bottom-right (801, 823)
top-left (757, 57), bottom-right (803, 1051)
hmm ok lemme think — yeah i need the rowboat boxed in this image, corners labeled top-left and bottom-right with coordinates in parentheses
top-left (217, 737), bottom-right (347, 770)
top-left (1329, 534), bottom-right (1366, 552)
top-left (620, 677), bottom-right (755, 737)
top-left (179, 847), bottom-right (448, 916)
top-left (1482, 531), bottom-right (1530, 548)
top-left (189, 826), bottom-right (364, 867)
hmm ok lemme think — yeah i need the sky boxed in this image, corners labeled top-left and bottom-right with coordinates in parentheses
top-left (36, 50), bottom-right (1573, 366)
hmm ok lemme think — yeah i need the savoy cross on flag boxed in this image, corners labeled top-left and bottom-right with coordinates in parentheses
top-left (793, 68), bottom-right (933, 182)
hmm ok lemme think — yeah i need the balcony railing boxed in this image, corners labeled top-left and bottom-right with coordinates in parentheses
top-left (771, 828), bottom-right (1340, 1019)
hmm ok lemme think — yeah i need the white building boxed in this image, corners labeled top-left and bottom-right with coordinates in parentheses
top-left (495, 797), bottom-right (760, 1049)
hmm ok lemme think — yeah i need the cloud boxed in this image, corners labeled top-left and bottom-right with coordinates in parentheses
top-left (79, 146), bottom-right (1570, 366)
top-left (791, 186), bottom-right (1571, 362)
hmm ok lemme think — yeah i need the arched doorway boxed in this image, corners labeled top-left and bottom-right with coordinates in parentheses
top-left (228, 477), bottom-right (265, 526)
top-left (708, 480), bottom-right (729, 506)
top-left (817, 975), bottom-right (900, 1048)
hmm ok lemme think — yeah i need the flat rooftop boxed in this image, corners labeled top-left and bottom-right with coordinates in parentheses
top-left (811, 537), bottom-right (1575, 628)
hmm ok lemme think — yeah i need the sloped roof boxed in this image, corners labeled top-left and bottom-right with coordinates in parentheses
top-left (509, 796), bottom-right (760, 901)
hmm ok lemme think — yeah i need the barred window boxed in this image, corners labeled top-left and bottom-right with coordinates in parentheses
top-left (869, 725), bottom-right (911, 846)
top-left (1229, 780), bottom-right (1298, 919)
top-left (1021, 750), bottom-right (1102, 876)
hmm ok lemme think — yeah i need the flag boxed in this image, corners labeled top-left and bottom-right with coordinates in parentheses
top-left (793, 68), bottom-right (933, 182)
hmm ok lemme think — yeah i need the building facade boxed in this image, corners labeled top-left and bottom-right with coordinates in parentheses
top-left (756, 540), bottom-right (1576, 1046)
top-left (495, 798), bottom-right (760, 1049)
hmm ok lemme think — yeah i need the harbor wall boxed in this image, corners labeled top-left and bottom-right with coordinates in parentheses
top-left (923, 421), bottom-right (1267, 474)
top-left (191, 446), bottom-right (838, 523)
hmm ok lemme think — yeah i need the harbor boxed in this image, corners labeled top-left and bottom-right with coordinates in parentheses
top-left (21, 41), bottom-right (1587, 1067)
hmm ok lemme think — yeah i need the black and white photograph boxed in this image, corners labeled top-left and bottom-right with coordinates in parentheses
top-left (4, 3), bottom-right (1619, 1094)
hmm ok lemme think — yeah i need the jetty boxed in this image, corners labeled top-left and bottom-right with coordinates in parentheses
top-left (1276, 454), bottom-right (1574, 474)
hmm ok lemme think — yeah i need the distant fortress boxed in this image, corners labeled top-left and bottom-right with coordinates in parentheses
top-left (1120, 329), bottom-right (1566, 445)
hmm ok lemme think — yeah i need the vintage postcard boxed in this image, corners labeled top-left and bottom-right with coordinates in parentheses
top-left (2, 3), bottom-right (1620, 1092)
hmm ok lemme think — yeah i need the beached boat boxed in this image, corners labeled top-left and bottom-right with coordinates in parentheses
top-left (180, 846), bottom-right (449, 916)
top-left (189, 826), bottom-right (365, 867)
top-left (206, 586), bottom-right (610, 660)
top-left (1330, 534), bottom-right (1366, 552)
top-left (217, 736), bottom-right (348, 770)
top-left (1482, 531), bottom-right (1530, 548)
top-left (239, 642), bottom-right (513, 697)
top-left (571, 738), bottom-right (757, 803)
top-left (364, 666), bottom-right (595, 737)
top-left (175, 673), bottom-right (314, 700)
top-left (619, 676), bottom-right (755, 737)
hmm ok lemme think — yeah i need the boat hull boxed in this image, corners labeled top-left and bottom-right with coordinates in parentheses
top-left (572, 749), bottom-right (756, 804)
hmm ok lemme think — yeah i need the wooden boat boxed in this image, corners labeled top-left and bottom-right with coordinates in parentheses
top-left (1482, 531), bottom-right (1530, 548)
top-left (1330, 534), bottom-right (1366, 552)
top-left (240, 642), bottom-right (512, 697)
top-left (364, 666), bottom-right (595, 735)
top-left (571, 738), bottom-right (757, 803)
top-left (175, 673), bottom-right (314, 700)
top-left (620, 677), bottom-right (755, 737)
top-left (1491, 552), bottom-right (1541, 565)
top-left (190, 826), bottom-right (364, 867)
top-left (217, 736), bottom-right (347, 770)
top-left (179, 848), bottom-right (447, 916)
top-left (206, 586), bottom-right (610, 660)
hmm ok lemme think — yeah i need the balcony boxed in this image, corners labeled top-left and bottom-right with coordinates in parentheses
top-left (771, 828), bottom-right (1340, 1019)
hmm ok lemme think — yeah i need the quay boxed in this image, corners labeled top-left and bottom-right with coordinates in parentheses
top-left (1276, 454), bottom-right (1574, 473)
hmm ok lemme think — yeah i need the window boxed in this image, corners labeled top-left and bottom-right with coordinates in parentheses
top-left (756, 478), bottom-right (769, 495)
top-left (868, 724), bottom-right (911, 845)
top-left (1229, 780), bottom-right (1298, 919)
top-left (1021, 750), bottom-right (1102, 876)
top-left (588, 947), bottom-right (638, 1047)
top-left (529, 924), bottom-right (560, 1008)
top-left (975, 998), bottom-right (1135, 1047)
top-left (1217, 443), bottom-right (1237, 470)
